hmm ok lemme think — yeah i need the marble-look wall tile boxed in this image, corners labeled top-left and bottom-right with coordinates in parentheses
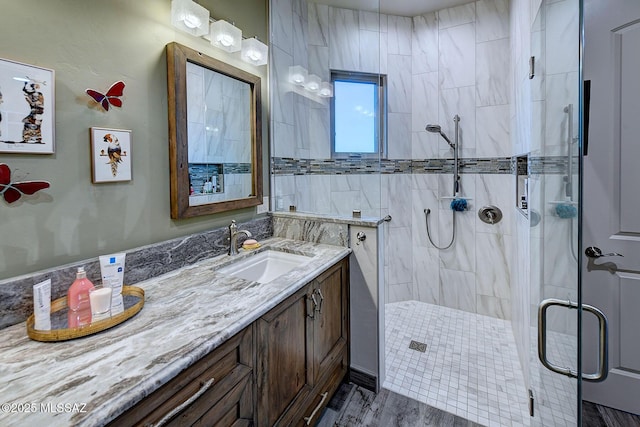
top-left (308, 2), bottom-right (329, 47)
top-left (359, 10), bottom-right (386, 32)
top-left (437, 3), bottom-right (476, 29)
top-left (329, 7), bottom-right (360, 71)
top-left (292, 9), bottom-right (308, 67)
top-left (476, 232), bottom-right (511, 299)
top-left (412, 13), bottom-right (438, 74)
top-left (544, 72), bottom-right (578, 155)
top-left (387, 54), bottom-right (412, 113)
top-left (411, 175), bottom-right (440, 249)
top-left (387, 174), bottom-right (412, 228)
top-left (271, 0), bottom-right (293, 53)
top-left (476, 38), bottom-right (510, 107)
top-left (308, 45), bottom-right (330, 82)
top-left (359, 30), bottom-right (381, 73)
top-left (360, 174), bottom-right (382, 213)
top-left (439, 86), bottom-right (477, 157)
top-left (438, 209), bottom-right (476, 273)
top-left (411, 72), bottom-right (439, 133)
top-left (412, 131), bottom-right (441, 160)
top-left (475, 174), bottom-right (513, 235)
top-left (477, 295), bottom-right (511, 320)
top-left (273, 121), bottom-right (295, 158)
top-left (412, 247), bottom-right (440, 305)
top-left (387, 226), bottom-right (413, 286)
top-left (271, 46), bottom-right (294, 126)
top-left (387, 113), bottom-right (412, 159)
top-left (307, 175), bottom-right (332, 214)
top-left (439, 23), bottom-right (476, 90)
top-left (476, 104), bottom-right (510, 157)
top-left (388, 282), bottom-right (413, 303)
top-left (476, 0), bottom-right (510, 42)
top-left (387, 15), bottom-right (412, 56)
top-left (274, 175), bottom-right (296, 209)
top-left (272, 217), bottom-right (348, 246)
top-left (293, 97), bottom-right (310, 158)
top-left (545, 0), bottom-right (579, 75)
top-left (439, 268), bottom-right (476, 313)
top-left (308, 107), bottom-right (331, 159)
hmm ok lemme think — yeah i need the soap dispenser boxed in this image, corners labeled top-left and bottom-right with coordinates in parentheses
top-left (67, 267), bottom-right (95, 328)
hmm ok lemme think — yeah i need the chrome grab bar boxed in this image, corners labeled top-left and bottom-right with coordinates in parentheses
top-left (537, 298), bottom-right (608, 382)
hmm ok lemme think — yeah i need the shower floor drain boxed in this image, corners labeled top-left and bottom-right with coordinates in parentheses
top-left (409, 340), bottom-right (427, 352)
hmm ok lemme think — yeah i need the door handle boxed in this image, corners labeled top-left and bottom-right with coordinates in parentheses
top-left (537, 298), bottom-right (608, 382)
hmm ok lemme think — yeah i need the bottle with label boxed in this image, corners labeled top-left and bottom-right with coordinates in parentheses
top-left (67, 267), bottom-right (95, 328)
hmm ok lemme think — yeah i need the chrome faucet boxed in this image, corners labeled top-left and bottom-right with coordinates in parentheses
top-left (228, 220), bottom-right (252, 255)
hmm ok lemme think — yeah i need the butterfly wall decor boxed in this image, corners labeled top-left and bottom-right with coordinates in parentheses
top-left (0, 163), bottom-right (50, 204)
top-left (85, 81), bottom-right (125, 111)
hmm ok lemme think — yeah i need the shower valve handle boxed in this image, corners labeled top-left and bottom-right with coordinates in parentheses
top-left (585, 246), bottom-right (624, 258)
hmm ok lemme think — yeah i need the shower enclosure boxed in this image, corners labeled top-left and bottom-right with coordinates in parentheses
top-left (270, 0), bottom-right (587, 425)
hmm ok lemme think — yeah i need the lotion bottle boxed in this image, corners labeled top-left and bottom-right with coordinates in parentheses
top-left (67, 267), bottom-right (95, 328)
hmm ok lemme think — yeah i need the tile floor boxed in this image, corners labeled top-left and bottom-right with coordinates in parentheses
top-left (383, 301), bottom-right (531, 427)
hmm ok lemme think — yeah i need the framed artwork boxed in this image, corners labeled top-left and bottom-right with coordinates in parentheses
top-left (0, 57), bottom-right (55, 154)
top-left (90, 127), bottom-right (132, 183)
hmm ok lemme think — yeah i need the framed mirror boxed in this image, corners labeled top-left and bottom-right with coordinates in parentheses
top-left (167, 42), bottom-right (263, 219)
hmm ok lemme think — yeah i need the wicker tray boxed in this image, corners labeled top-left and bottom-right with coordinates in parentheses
top-left (26, 285), bottom-right (145, 342)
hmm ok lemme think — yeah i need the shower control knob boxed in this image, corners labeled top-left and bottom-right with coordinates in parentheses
top-left (355, 231), bottom-right (366, 245)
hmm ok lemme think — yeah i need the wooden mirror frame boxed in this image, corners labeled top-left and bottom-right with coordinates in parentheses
top-left (166, 42), bottom-right (263, 219)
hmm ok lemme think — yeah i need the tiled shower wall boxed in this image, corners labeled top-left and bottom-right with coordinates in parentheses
top-left (270, 0), bottom-right (514, 320)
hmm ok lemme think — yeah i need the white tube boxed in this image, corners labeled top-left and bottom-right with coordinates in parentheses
top-left (99, 253), bottom-right (126, 315)
top-left (33, 279), bottom-right (51, 331)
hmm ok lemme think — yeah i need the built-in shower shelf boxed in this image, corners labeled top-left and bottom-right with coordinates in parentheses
top-left (548, 200), bottom-right (578, 205)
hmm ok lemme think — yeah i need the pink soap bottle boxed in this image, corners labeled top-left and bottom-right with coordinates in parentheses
top-left (67, 267), bottom-right (95, 328)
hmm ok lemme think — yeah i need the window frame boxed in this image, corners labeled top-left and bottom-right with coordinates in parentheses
top-left (330, 70), bottom-right (387, 159)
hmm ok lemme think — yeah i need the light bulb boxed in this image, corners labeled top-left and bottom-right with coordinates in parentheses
top-left (216, 33), bottom-right (234, 47)
top-left (183, 14), bottom-right (201, 29)
top-left (247, 50), bottom-right (262, 61)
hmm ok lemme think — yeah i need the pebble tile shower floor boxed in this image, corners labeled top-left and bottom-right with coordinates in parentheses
top-left (384, 301), bottom-right (531, 427)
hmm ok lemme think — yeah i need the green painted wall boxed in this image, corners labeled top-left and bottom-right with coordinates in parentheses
top-left (0, 0), bottom-right (269, 280)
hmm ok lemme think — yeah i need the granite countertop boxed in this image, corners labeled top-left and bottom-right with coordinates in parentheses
top-left (271, 210), bottom-right (387, 227)
top-left (0, 238), bottom-right (350, 427)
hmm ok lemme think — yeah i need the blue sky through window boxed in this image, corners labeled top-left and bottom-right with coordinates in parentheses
top-left (334, 80), bottom-right (376, 154)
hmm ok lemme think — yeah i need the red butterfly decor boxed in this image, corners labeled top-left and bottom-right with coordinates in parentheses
top-left (86, 81), bottom-right (125, 111)
top-left (0, 164), bottom-right (50, 204)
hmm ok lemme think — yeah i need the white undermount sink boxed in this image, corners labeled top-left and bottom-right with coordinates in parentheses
top-left (217, 250), bottom-right (312, 284)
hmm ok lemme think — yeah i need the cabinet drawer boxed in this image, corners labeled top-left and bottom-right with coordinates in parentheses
top-left (299, 351), bottom-right (347, 427)
top-left (108, 326), bottom-right (253, 427)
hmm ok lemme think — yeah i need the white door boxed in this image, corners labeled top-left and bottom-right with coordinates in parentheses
top-left (583, 0), bottom-right (640, 414)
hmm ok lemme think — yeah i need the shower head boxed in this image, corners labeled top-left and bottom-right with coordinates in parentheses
top-left (425, 124), bottom-right (454, 148)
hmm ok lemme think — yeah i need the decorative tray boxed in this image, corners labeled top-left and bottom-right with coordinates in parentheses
top-left (26, 285), bottom-right (145, 342)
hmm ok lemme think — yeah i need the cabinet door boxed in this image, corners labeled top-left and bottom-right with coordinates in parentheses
top-left (312, 259), bottom-right (348, 384)
top-left (256, 284), bottom-right (314, 427)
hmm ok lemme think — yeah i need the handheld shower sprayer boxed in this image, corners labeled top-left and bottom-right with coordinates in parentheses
top-left (425, 124), bottom-right (454, 149)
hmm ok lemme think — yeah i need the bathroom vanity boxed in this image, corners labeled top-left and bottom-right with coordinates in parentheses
top-left (0, 238), bottom-right (350, 427)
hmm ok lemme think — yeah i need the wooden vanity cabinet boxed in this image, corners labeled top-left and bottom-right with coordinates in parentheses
top-left (256, 258), bottom-right (349, 427)
top-left (107, 257), bottom-right (349, 427)
top-left (107, 326), bottom-right (254, 427)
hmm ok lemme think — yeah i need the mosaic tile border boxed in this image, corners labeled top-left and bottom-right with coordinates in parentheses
top-left (272, 157), bottom-right (514, 175)
top-left (273, 156), bottom-right (574, 175)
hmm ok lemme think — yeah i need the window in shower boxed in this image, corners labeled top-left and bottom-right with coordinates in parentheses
top-left (330, 71), bottom-right (387, 158)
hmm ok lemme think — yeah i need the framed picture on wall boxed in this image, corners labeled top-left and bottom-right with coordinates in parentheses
top-left (90, 127), bottom-right (132, 183)
top-left (0, 57), bottom-right (55, 154)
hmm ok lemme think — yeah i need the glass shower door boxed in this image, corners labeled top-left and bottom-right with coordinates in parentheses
top-left (529, 0), bottom-right (591, 425)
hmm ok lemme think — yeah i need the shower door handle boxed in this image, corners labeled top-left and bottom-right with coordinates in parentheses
top-left (537, 298), bottom-right (608, 382)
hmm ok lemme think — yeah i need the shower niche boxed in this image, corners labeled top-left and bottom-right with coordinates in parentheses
top-left (516, 154), bottom-right (529, 217)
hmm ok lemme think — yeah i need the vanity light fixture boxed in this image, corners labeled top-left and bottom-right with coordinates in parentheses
top-left (240, 37), bottom-right (268, 66)
top-left (288, 66), bottom-right (308, 86)
top-left (171, 0), bottom-right (210, 37)
top-left (210, 20), bottom-right (242, 52)
top-left (305, 74), bottom-right (321, 92)
top-left (318, 82), bottom-right (333, 97)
